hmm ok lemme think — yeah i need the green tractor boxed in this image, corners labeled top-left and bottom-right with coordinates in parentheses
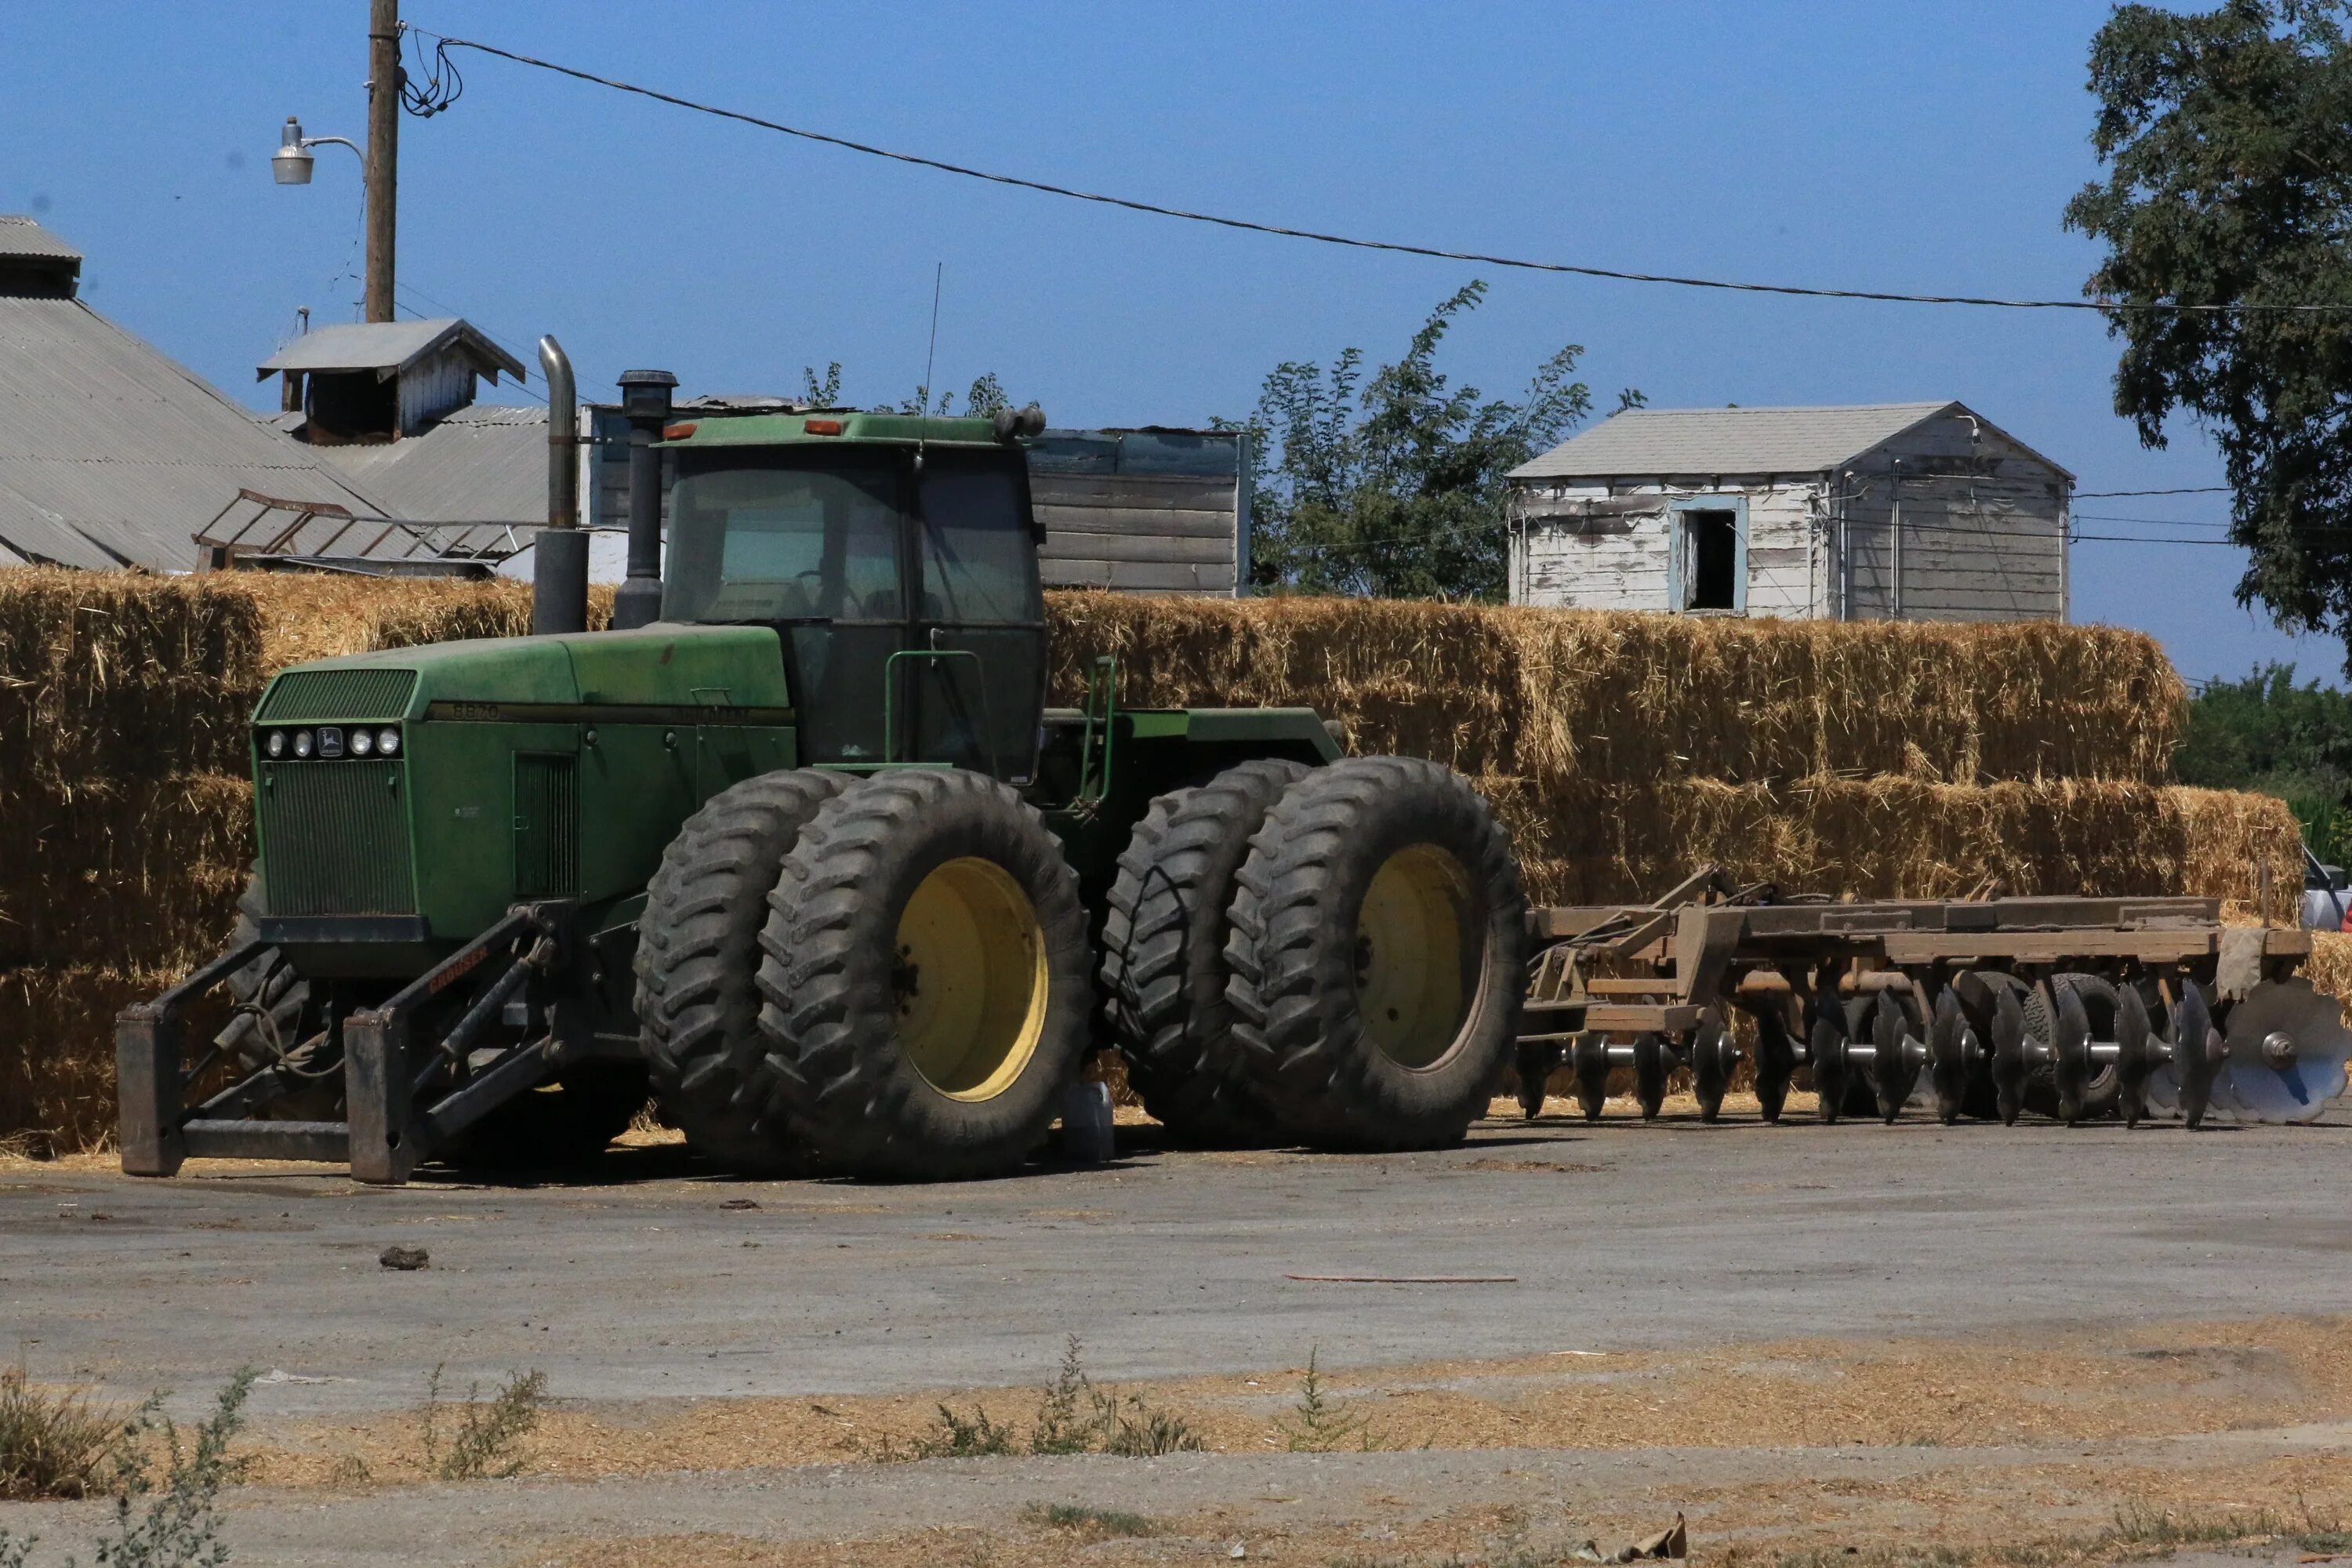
top-left (117, 369), bottom-right (1527, 1183)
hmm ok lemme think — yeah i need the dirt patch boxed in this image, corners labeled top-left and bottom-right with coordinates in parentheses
top-left (243, 1313), bottom-right (2352, 1493)
top-left (521, 1470), bottom-right (2352, 1568)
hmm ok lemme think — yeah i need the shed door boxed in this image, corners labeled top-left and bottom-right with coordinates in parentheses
top-left (1668, 497), bottom-right (1748, 612)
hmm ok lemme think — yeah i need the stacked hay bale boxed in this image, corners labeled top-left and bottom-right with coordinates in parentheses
top-left (0, 573), bottom-right (2310, 1149)
top-left (1044, 593), bottom-right (2300, 911)
top-left (0, 570), bottom-right (563, 1150)
top-left (0, 574), bottom-right (260, 1150)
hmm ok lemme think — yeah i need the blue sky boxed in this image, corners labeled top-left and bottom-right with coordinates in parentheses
top-left (2, 1), bottom-right (2339, 685)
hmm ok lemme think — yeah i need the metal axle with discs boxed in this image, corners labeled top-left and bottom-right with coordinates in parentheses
top-left (1517, 971), bottom-right (2331, 1129)
top-left (1984, 980), bottom-right (2223, 1127)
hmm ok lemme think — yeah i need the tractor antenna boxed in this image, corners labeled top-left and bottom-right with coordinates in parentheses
top-left (917, 261), bottom-right (942, 468)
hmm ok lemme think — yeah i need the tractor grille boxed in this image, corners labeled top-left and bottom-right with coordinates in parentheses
top-left (512, 754), bottom-right (579, 897)
top-left (256, 668), bottom-right (418, 724)
top-left (257, 760), bottom-right (415, 915)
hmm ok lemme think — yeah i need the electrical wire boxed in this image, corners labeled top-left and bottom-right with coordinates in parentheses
top-left (413, 27), bottom-right (2352, 317)
top-left (1282, 502), bottom-right (2318, 558)
top-left (2074, 486), bottom-right (2232, 498)
top-left (400, 29), bottom-right (465, 118)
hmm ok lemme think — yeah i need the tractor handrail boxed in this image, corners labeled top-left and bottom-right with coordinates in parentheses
top-left (882, 647), bottom-right (997, 777)
top-left (1076, 654), bottom-right (1120, 811)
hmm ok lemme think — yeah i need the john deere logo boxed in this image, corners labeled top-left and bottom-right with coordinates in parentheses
top-left (318, 727), bottom-right (345, 759)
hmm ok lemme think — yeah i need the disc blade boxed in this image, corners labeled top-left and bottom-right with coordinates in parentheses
top-left (1810, 1006), bottom-right (1849, 1125)
top-left (1871, 990), bottom-right (1911, 1122)
top-left (1990, 984), bottom-right (2030, 1125)
top-left (1927, 988), bottom-right (1969, 1125)
top-left (2216, 978), bottom-right (2351, 1124)
top-left (2052, 981), bottom-right (2094, 1125)
top-left (2114, 984), bottom-right (2153, 1128)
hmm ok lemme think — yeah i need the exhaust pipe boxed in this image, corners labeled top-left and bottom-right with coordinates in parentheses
top-left (531, 335), bottom-right (587, 636)
top-left (611, 368), bottom-right (677, 632)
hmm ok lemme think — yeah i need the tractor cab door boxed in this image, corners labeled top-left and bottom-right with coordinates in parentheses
top-left (663, 451), bottom-right (909, 766)
top-left (899, 450), bottom-right (1047, 784)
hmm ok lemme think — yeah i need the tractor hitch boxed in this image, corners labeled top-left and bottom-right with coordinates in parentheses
top-left (116, 900), bottom-right (583, 1184)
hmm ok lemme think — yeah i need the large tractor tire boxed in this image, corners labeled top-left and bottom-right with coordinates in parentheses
top-left (1225, 756), bottom-right (1527, 1150)
top-left (1099, 760), bottom-right (1306, 1147)
top-left (634, 768), bottom-right (850, 1173)
top-left (756, 769), bottom-right (1092, 1181)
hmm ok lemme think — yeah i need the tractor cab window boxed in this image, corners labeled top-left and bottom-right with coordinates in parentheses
top-left (663, 458), bottom-right (902, 625)
top-left (661, 445), bottom-right (1046, 779)
top-left (666, 454), bottom-right (907, 764)
top-left (916, 463), bottom-right (1041, 623)
top-left (909, 455), bottom-right (1047, 781)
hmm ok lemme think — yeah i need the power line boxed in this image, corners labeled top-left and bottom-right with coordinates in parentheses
top-left (416, 27), bottom-right (2352, 318)
top-left (2074, 485), bottom-right (2232, 498)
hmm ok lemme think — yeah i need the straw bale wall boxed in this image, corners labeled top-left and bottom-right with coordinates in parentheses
top-left (1485, 775), bottom-right (2303, 911)
top-left (1045, 593), bottom-right (2187, 787)
top-left (0, 572), bottom-right (2317, 1148)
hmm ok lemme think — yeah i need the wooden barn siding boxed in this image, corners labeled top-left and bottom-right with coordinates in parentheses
top-left (1838, 413), bottom-right (2067, 622)
top-left (1032, 470), bottom-right (1239, 595)
top-left (396, 353), bottom-right (477, 437)
top-left (1512, 478), bottom-right (1829, 616)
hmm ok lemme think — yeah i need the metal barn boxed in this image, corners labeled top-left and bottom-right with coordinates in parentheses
top-left (1506, 401), bottom-right (2073, 622)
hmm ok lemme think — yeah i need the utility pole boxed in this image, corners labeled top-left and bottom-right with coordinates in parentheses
top-left (364, 0), bottom-right (401, 323)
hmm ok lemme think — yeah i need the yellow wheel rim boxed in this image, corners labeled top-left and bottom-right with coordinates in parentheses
top-left (893, 856), bottom-right (1049, 1101)
top-left (1356, 844), bottom-right (1473, 1069)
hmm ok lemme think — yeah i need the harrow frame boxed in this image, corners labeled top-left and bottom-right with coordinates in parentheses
top-left (1515, 869), bottom-right (2321, 1126)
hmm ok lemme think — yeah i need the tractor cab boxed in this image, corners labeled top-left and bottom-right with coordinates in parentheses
top-left (659, 410), bottom-right (1048, 783)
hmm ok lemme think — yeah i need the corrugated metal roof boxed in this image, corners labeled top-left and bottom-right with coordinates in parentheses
top-left (1512, 402), bottom-right (1962, 479)
top-left (0, 293), bottom-right (405, 570)
top-left (315, 404), bottom-right (550, 527)
top-left (0, 215), bottom-right (82, 262)
top-left (258, 318), bottom-right (527, 383)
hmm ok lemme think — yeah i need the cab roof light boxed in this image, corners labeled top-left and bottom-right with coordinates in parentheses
top-left (803, 417), bottom-right (844, 436)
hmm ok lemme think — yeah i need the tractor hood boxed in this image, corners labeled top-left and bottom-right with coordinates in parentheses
top-left (252, 624), bottom-right (792, 722)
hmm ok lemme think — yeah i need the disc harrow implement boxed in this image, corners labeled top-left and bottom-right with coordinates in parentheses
top-left (1512, 870), bottom-right (2348, 1128)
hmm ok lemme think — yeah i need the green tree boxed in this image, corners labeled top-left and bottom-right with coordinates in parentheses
top-left (2177, 661), bottom-right (2352, 861)
top-left (1224, 281), bottom-right (1636, 601)
top-left (2178, 661), bottom-right (2352, 795)
top-left (2063, 2), bottom-right (2352, 668)
top-left (898, 372), bottom-right (1013, 417)
top-left (795, 362), bottom-right (1012, 417)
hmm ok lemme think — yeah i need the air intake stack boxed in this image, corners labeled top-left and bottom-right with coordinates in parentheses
top-left (612, 368), bottom-right (677, 632)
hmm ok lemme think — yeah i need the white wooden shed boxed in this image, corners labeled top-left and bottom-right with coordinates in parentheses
top-left (1506, 401), bottom-right (2073, 622)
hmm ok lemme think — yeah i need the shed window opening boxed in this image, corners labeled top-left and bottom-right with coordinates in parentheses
top-left (1680, 509), bottom-right (1740, 612)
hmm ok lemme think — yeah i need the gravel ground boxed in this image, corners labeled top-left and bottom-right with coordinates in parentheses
top-left (2, 1104), bottom-right (2347, 1565)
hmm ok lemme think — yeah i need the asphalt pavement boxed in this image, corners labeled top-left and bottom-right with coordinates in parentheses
top-left (3, 1108), bottom-right (2346, 1421)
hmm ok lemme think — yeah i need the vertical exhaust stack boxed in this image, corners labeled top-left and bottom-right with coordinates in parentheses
top-left (611, 368), bottom-right (678, 632)
top-left (531, 336), bottom-right (588, 636)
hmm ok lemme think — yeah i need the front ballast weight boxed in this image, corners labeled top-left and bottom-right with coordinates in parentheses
top-left (118, 902), bottom-right (589, 1184)
top-left (1512, 872), bottom-right (2350, 1129)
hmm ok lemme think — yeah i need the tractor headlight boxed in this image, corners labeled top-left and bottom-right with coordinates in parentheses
top-left (376, 727), bottom-right (401, 757)
top-left (263, 729), bottom-right (286, 759)
top-left (292, 729), bottom-right (314, 759)
top-left (350, 728), bottom-right (374, 757)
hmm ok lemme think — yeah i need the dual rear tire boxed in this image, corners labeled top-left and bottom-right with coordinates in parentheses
top-left (640, 755), bottom-right (1526, 1179)
top-left (636, 768), bottom-right (1091, 1181)
top-left (1102, 756), bottom-right (1526, 1152)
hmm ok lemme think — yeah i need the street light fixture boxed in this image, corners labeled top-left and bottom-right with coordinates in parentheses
top-left (272, 116), bottom-right (361, 186)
